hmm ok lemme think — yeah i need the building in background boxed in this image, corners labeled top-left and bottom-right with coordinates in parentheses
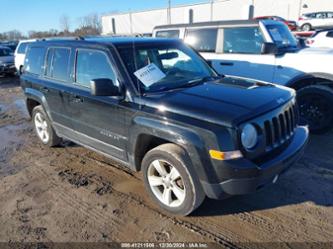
top-left (101, 0), bottom-right (333, 35)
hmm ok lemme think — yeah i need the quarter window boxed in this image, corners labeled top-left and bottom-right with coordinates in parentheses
top-left (17, 43), bottom-right (30, 54)
top-left (223, 27), bottom-right (264, 54)
top-left (156, 30), bottom-right (180, 39)
top-left (185, 28), bottom-right (218, 52)
top-left (76, 50), bottom-right (116, 88)
top-left (327, 31), bottom-right (333, 38)
top-left (25, 47), bottom-right (46, 75)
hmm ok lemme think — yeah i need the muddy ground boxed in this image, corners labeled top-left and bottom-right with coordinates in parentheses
top-left (0, 76), bottom-right (332, 248)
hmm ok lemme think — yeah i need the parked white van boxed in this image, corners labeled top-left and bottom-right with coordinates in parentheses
top-left (14, 39), bottom-right (36, 74)
top-left (153, 20), bottom-right (333, 133)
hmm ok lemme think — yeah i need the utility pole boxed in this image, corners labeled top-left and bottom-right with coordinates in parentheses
top-left (210, 0), bottom-right (214, 21)
top-left (298, 0), bottom-right (303, 17)
top-left (167, 0), bottom-right (171, 24)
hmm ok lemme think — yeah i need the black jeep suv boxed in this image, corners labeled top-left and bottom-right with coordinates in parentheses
top-left (21, 37), bottom-right (309, 215)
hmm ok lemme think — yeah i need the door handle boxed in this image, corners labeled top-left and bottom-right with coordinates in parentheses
top-left (70, 95), bottom-right (84, 103)
top-left (40, 87), bottom-right (49, 93)
top-left (220, 62), bottom-right (234, 66)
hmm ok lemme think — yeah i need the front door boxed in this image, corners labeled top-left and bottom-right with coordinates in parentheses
top-left (68, 48), bottom-right (127, 161)
top-left (203, 26), bottom-right (276, 83)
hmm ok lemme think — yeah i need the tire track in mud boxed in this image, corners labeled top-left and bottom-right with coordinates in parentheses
top-left (16, 139), bottom-right (242, 247)
top-left (49, 148), bottom-right (243, 248)
top-left (25, 160), bottom-right (124, 231)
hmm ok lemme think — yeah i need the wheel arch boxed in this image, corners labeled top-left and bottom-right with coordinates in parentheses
top-left (24, 88), bottom-right (53, 121)
top-left (128, 116), bottom-right (211, 183)
top-left (286, 73), bottom-right (333, 91)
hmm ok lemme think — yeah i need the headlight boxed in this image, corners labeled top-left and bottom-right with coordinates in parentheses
top-left (241, 124), bottom-right (258, 150)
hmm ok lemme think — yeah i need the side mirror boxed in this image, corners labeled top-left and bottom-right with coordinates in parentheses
top-left (90, 78), bottom-right (121, 96)
top-left (261, 42), bottom-right (278, 54)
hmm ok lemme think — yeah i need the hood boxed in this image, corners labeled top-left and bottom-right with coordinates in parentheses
top-left (142, 77), bottom-right (295, 127)
top-left (0, 56), bottom-right (14, 64)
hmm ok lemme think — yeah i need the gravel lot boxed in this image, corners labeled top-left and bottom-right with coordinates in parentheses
top-left (0, 76), bottom-right (332, 247)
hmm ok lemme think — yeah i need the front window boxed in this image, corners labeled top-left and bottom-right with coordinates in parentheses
top-left (117, 43), bottom-right (216, 93)
top-left (0, 48), bottom-right (12, 57)
top-left (223, 27), bottom-right (264, 54)
top-left (76, 50), bottom-right (117, 88)
top-left (266, 24), bottom-right (298, 48)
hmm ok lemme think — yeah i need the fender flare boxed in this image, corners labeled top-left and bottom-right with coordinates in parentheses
top-left (286, 72), bottom-right (333, 90)
top-left (24, 88), bottom-right (53, 122)
top-left (128, 116), bottom-right (215, 183)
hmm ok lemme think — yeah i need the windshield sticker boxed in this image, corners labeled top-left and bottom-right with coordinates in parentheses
top-left (134, 63), bottom-right (166, 87)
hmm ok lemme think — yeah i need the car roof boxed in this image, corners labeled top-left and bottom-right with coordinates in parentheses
top-left (0, 45), bottom-right (11, 49)
top-left (30, 37), bottom-right (183, 48)
top-left (154, 19), bottom-right (260, 29)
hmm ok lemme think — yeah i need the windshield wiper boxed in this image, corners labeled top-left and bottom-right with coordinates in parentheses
top-left (187, 75), bottom-right (223, 85)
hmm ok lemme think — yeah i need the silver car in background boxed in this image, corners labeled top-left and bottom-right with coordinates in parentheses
top-left (299, 12), bottom-right (333, 31)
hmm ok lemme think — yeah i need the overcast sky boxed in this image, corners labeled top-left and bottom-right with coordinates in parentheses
top-left (0, 0), bottom-right (201, 34)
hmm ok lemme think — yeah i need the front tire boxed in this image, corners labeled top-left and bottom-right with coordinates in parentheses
top-left (32, 105), bottom-right (61, 147)
top-left (142, 143), bottom-right (205, 216)
top-left (297, 85), bottom-right (333, 134)
top-left (301, 23), bottom-right (312, 31)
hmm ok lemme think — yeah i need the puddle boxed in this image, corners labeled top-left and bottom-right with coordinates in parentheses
top-left (0, 124), bottom-right (26, 178)
top-left (14, 99), bottom-right (29, 118)
top-left (0, 124), bottom-right (23, 148)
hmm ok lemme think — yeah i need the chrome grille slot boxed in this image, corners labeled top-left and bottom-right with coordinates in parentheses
top-left (264, 103), bottom-right (298, 151)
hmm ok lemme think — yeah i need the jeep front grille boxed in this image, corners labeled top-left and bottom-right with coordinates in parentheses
top-left (264, 103), bottom-right (298, 151)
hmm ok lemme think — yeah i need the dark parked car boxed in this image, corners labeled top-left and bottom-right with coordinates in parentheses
top-left (20, 37), bottom-right (308, 215)
top-left (254, 16), bottom-right (298, 31)
top-left (0, 46), bottom-right (16, 76)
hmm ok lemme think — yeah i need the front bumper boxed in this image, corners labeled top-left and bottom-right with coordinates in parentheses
top-left (0, 64), bottom-right (16, 75)
top-left (201, 126), bottom-right (309, 199)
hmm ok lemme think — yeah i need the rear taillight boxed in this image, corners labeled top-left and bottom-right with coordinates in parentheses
top-left (298, 17), bottom-right (304, 21)
top-left (306, 39), bottom-right (314, 45)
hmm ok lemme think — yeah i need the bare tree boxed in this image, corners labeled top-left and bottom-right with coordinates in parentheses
top-left (59, 14), bottom-right (71, 34)
top-left (75, 13), bottom-right (102, 36)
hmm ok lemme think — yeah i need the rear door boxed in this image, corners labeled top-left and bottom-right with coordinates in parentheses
top-left (326, 12), bottom-right (333, 27)
top-left (68, 48), bottom-right (128, 161)
top-left (313, 12), bottom-right (328, 28)
top-left (42, 47), bottom-right (74, 129)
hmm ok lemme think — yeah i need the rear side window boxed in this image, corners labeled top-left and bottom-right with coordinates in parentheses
top-left (17, 42), bottom-right (30, 54)
top-left (45, 48), bottom-right (71, 81)
top-left (223, 27), bottom-right (264, 54)
top-left (156, 30), bottom-right (180, 38)
top-left (327, 31), bottom-right (333, 38)
top-left (75, 50), bottom-right (116, 88)
top-left (185, 28), bottom-right (218, 52)
top-left (52, 48), bottom-right (71, 81)
top-left (327, 12), bottom-right (333, 18)
top-left (25, 47), bottom-right (46, 75)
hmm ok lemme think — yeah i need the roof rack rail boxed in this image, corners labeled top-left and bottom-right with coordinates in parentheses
top-left (36, 36), bottom-right (85, 42)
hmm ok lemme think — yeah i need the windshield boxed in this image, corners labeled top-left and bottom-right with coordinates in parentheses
top-left (266, 24), bottom-right (298, 48)
top-left (0, 48), bottom-right (12, 57)
top-left (117, 42), bottom-right (216, 93)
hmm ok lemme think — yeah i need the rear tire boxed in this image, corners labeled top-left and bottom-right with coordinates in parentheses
top-left (32, 105), bottom-right (62, 147)
top-left (142, 143), bottom-right (205, 216)
top-left (297, 85), bottom-right (333, 134)
top-left (301, 23), bottom-right (312, 31)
